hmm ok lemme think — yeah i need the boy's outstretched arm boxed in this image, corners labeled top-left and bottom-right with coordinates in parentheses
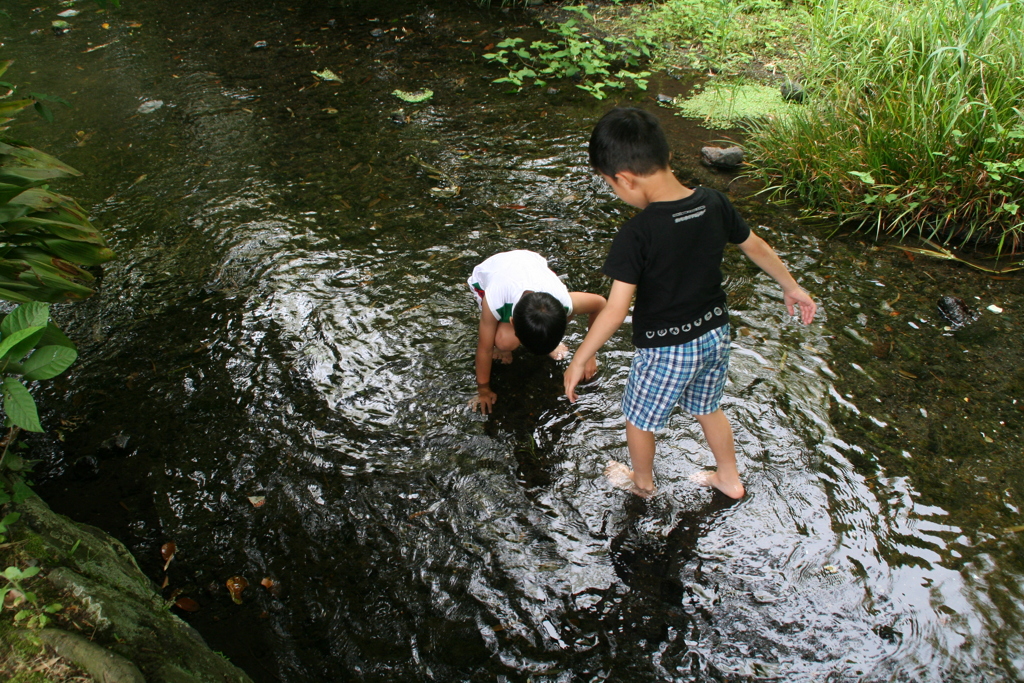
top-left (565, 280), bottom-right (636, 402)
top-left (737, 231), bottom-right (817, 325)
top-left (471, 299), bottom-right (499, 414)
top-left (568, 292), bottom-right (608, 380)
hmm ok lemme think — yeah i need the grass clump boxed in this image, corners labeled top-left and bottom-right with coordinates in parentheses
top-left (746, 0), bottom-right (1024, 251)
top-left (673, 82), bottom-right (798, 128)
top-left (623, 0), bottom-right (812, 75)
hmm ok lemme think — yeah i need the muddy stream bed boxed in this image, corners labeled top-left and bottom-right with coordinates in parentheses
top-left (4, 0), bottom-right (1024, 680)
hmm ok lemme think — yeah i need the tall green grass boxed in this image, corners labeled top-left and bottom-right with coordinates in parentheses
top-left (747, 0), bottom-right (1024, 250)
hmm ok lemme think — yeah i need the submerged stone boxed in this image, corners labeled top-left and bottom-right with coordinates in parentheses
top-left (937, 295), bottom-right (978, 329)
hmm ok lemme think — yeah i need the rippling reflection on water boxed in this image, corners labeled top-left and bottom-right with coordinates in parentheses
top-left (7, 0), bottom-right (1022, 679)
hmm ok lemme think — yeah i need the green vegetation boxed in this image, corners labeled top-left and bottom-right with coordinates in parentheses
top-left (587, 0), bottom-right (1024, 250)
top-left (629, 0), bottom-right (811, 74)
top-left (0, 56), bottom-right (109, 650)
top-left (483, 9), bottom-right (655, 99)
top-left (747, 0), bottom-right (1024, 250)
top-left (672, 82), bottom-right (798, 128)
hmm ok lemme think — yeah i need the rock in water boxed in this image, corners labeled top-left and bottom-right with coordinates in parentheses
top-left (781, 80), bottom-right (805, 102)
top-left (701, 145), bottom-right (745, 170)
top-left (937, 296), bottom-right (978, 329)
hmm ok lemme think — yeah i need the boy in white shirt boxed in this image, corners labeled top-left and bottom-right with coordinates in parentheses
top-left (468, 250), bottom-right (607, 414)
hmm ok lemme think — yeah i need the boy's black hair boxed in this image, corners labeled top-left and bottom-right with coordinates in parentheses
top-left (513, 292), bottom-right (567, 355)
top-left (589, 107), bottom-right (670, 178)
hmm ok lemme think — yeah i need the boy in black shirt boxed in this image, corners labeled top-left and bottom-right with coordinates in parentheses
top-left (564, 107), bottom-right (816, 499)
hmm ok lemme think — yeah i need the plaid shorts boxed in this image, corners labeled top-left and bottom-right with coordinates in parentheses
top-left (622, 324), bottom-right (731, 431)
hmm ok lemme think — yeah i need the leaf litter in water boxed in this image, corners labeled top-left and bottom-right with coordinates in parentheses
top-left (226, 576), bottom-right (248, 604)
top-left (247, 495), bottom-right (265, 508)
top-left (311, 69), bottom-right (343, 83)
top-left (161, 541), bottom-right (176, 571)
top-left (392, 88), bottom-right (433, 103)
top-left (175, 597), bottom-right (200, 612)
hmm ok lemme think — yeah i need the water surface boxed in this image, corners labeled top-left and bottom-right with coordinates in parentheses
top-left (4, 0), bottom-right (1023, 680)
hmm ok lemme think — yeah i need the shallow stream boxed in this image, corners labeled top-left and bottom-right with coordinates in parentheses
top-left (5, 0), bottom-right (1024, 680)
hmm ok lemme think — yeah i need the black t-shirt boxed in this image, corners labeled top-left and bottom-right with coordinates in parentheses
top-left (602, 186), bottom-right (751, 348)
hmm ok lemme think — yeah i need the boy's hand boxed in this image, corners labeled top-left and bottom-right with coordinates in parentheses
top-left (564, 360), bottom-right (586, 403)
top-left (784, 287), bottom-right (817, 325)
top-left (470, 385), bottom-right (498, 414)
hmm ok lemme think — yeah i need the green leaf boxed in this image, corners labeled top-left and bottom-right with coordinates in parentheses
top-left (36, 322), bottom-right (76, 351)
top-left (2, 377), bottom-right (42, 432)
top-left (27, 93), bottom-right (71, 107)
top-left (0, 287), bottom-right (34, 304)
top-left (1, 302), bottom-right (49, 336)
top-left (21, 345), bottom-right (77, 381)
top-left (11, 478), bottom-right (33, 503)
top-left (849, 171), bottom-right (876, 184)
top-left (0, 512), bottom-right (19, 531)
top-left (0, 325), bottom-right (46, 362)
top-left (0, 100), bottom-right (35, 117)
top-left (33, 102), bottom-right (54, 124)
top-left (34, 238), bottom-right (114, 267)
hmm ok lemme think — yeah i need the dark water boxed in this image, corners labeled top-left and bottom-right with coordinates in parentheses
top-left (5, 0), bottom-right (1024, 680)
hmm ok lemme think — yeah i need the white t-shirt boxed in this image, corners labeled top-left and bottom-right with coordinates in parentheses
top-left (467, 250), bottom-right (573, 322)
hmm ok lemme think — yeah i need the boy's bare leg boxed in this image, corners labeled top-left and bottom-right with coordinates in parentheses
top-left (603, 420), bottom-right (655, 497)
top-left (492, 347), bottom-right (513, 364)
top-left (690, 409), bottom-right (745, 499)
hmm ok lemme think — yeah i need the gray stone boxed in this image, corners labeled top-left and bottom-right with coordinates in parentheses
top-left (700, 145), bottom-right (745, 170)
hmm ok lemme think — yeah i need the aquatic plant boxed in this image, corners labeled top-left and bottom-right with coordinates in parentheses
top-left (483, 9), bottom-right (655, 99)
top-left (671, 82), bottom-right (798, 128)
top-left (746, 0), bottom-right (1024, 250)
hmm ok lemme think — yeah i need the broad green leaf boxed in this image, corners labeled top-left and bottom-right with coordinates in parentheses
top-left (4, 217), bottom-right (100, 242)
top-left (36, 239), bottom-right (113, 266)
top-left (36, 322), bottom-right (76, 350)
top-left (0, 325), bottom-right (45, 361)
top-left (0, 512), bottom-right (19, 530)
top-left (0, 205), bottom-right (30, 222)
top-left (0, 60), bottom-right (11, 79)
top-left (0, 286), bottom-right (33, 304)
top-left (11, 478), bottom-right (34, 503)
top-left (1, 301), bottom-right (49, 336)
top-left (0, 140), bottom-right (81, 176)
top-left (21, 345), bottom-right (77, 381)
top-left (2, 377), bottom-right (42, 432)
top-left (0, 182), bottom-right (35, 204)
top-left (0, 100), bottom-right (34, 117)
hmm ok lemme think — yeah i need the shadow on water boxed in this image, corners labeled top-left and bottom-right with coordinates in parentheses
top-left (3, 0), bottom-right (1023, 680)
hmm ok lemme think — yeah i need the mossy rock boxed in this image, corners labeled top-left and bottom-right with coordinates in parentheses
top-left (5, 494), bottom-right (253, 683)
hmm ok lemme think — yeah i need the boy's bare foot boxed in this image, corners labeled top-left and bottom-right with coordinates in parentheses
top-left (492, 347), bottom-right (513, 364)
top-left (604, 460), bottom-right (656, 498)
top-left (690, 471), bottom-right (745, 499)
top-left (548, 343), bottom-right (568, 361)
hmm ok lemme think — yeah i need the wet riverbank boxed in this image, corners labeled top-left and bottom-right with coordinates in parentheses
top-left (2, 0), bottom-right (1022, 680)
